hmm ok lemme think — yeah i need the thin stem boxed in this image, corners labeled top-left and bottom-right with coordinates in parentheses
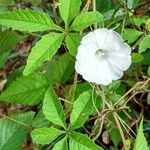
top-left (92, 0), bottom-right (97, 29)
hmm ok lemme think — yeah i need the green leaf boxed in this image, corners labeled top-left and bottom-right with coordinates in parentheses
top-left (31, 127), bottom-right (64, 145)
top-left (53, 136), bottom-right (68, 150)
top-left (123, 29), bottom-right (143, 44)
top-left (143, 51), bottom-right (150, 65)
top-left (0, 52), bottom-right (9, 68)
top-left (0, 73), bottom-right (48, 105)
top-left (43, 86), bottom-right (66, 129)
top-left (107, 80), bottom-right (121, 92)
top-left (139, 35), bottom-right (150, 53)
top-left (70, 91), bottom-right (93, 129)
top-left (0, 30), bottom-right (25, 54)
top-left (23, 33), bottom-right (64, 76)
top-left (0, 112), bottom-right (34, 150)
top-left (69, 11), bottom-right (103, 31)
top-left (59, 0), bottom-right (81, 27)
top-left (46, 53), bottom-right (74, 85)
top-left (127, 0), bottom-right (139, 9)
top-left (65, 33), bottom-right (81, 57)
top-left (132, 53), bottom-right (143, 63)
top-left (133, 119), bottom-right (149, 150)
top-left (69, 132), bottom-right (104, 150)
top-left (0, 8), bottom-right (62, 32)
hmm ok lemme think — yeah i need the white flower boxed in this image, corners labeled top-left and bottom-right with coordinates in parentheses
top-left (75, 28), bottom-right (131, 85)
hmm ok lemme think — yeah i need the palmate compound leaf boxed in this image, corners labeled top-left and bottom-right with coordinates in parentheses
top-left (133, 119), bottom-right (149, 150)
top-left (0, 112), bottom-right (34, 150)
top-left (70, 90), bottom-right (93, 129)
top-left (0, 73), bottom-right (49, 105)
top-left (69, 132), bottom-right (104, 150)
top-left (31, 127), bottom-right (64, 145)
top-left (69, 11), bottom-right (103, 31)
top-left (43, 86), bottom-right (67, 129)
top-left (0, 8), bottom-right (62, 32)
top-left (59, 0), bottom-right (81, 28)
top-left (23, 33), bottom-right (64, 76)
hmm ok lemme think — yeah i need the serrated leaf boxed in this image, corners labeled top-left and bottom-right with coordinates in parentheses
top-left (23, 33), bottom-right (64, 76)
top-left (133, 119), bottom-right (149, 150)
top-left (65, 33), bottom-right (81, 57)
top-left (0, 112), bottom-right (34, 150)
top-left (123, 29), bottom-right (143, 44)
top-left (31, 127), bottom-right (64, 145)
top-left (0, 73), bottom-right (48, 105)
top-left (0, 8), bottom-right (62, 32)
top-left (59, 0), bottom-right (81, 27)
top-left (53, 136), bottom-right (68, 150)
top-left (46, 53), bottom-right (74, 85)
top-left (69, 11), bottom-right (103, 31)
top-left (69, 132), bottom-right (104, 150)
top-left (139, 35), bottom-right (150, 53)
top-left (43, 86), bottom-right (66, 129)
top-left (70, 91), bottom-right (93, 129)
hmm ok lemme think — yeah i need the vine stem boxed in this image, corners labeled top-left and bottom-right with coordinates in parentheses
top-left (100, 87), bottom-right (128, 150)
top-left (92, 0), bottom-right (97, 29)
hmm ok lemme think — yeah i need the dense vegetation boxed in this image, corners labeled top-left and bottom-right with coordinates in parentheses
top-left (0, 0), bottom-right (149, 149)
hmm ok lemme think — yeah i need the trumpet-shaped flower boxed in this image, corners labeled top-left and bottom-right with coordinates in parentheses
top-left (75, 28), bottom-right (131, 85)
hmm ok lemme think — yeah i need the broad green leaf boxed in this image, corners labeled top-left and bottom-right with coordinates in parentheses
top-left (143, 51), bottom-right (150, 65)
top-left (31, 127), bottom-right (64, 145)
top-left (0, 30), bottom-right (25, 54)
top-left (59, 0), bottom-right (81, 27)
top-left (65, 33), bottom-right (81, 57)
top-left (23, 33), bottom-right (64, 76)
top-left (123, 29), bottom-right (143, 44)
top-left (0, 73), bottom-right (48, 105)
top-left (53, 136), bottom-right (68, 150)
top-left (32, 110), bottom-right (51, 128)
top-left (132, 53), bottom-right (143, 63)
top-left (70, 91), bottom-right (92, 129)
top-left (0, 8), bottom-right (62, 32)
top-left (43, 86), bottom-right (66, 129)
top-left (46, 53), bottom-right (74, 85)
top-left (127, 0), bottom-right (139, 9)
top-left (69, 132), bottom-right (104, 150)
top-left (69, 11), bottom-right (103, 31)
top-left (133, 119), bottom-right (149, 150)
top-left (146, 18), bottom-right (150, 31)
top-left (139, 35), bottom-right (150, 53)
top-left (0, 112), bottom-right (34, 150)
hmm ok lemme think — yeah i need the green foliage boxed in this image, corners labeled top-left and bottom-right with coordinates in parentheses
top-left (59, 0), bottom-right (81, 28)
top-left (133, 119), bottom-right (149, 150)
top-left (0, 112), bottom-right (34, 150)
top-left (69, 132), bottom-right (104, 150)
top-left (0, 30), bottom-right (25, 68)
top-left (69, 11), bottom-right (103, 31)
top-left (65, 33), bottom-right (82, 57)
top-left (127, 0), bottom-right (139, 9)
top-left (139, 35), bottom-right (150, 53)
top-left (46, 53), bottom-right (74, 85)
top-left (31, 127), bottom-right (64, 145)
top-left (132, 53), bottom-right (143, 63)
top-left (123, 28), bottom-right (143, 44)
top-left (53, 137), bottom-right (68, 150)
top-left (0, 73), bottom-right (48, 105)
top-left (70, 90), bottom-right (93, 129)
top-left (23, 33), bottom-right (64, 76)
top-left (43, 86), bottom-right (66, 129)
top-left (0, 8), bottom-right (61, 32)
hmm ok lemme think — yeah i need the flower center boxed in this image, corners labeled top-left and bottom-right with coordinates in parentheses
top-left (95, 49), bottom-right (107, 58)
